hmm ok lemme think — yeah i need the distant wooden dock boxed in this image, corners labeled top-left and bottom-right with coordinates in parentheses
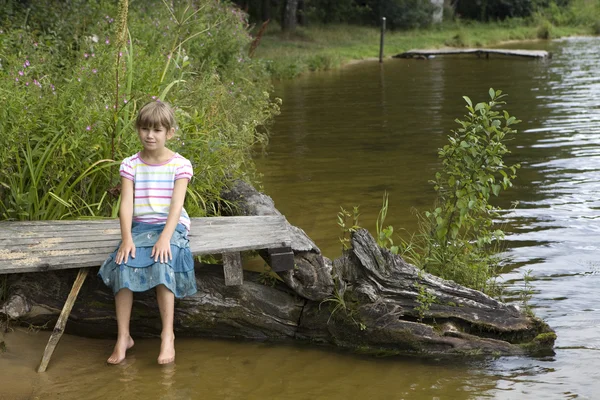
top-left (394, 48), bottom-right (550, 59)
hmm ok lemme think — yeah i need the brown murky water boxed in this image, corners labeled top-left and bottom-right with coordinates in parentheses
top-left (2, 37), bottom-right (600, 399)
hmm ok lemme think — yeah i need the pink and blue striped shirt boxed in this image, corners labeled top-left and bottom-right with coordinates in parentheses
top-left (120, 152), bottom-right (193, 231)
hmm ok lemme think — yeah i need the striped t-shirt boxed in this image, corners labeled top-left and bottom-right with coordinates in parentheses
top-left (120, 152), bottom-right (193, 231)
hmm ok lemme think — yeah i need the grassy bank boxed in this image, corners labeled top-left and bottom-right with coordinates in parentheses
top-left (253, 21), bottom-right (594, 79)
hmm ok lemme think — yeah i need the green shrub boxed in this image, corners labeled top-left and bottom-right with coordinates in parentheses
top-left (403, 89), bottom-right (521, 294)
top-left (0, 0), bottom-right (279, 220)
top-left (537, 19), bottom-right (553, 38)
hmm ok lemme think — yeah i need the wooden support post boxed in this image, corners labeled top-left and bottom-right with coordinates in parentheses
top-left (223, 252), bottom-right (243, 286)
top-left (379, 17), bottom-right (386, 63)
top-left (37, 267), bottom-right (89, 372)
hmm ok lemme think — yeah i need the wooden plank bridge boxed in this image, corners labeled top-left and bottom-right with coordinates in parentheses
top-left (394, 48), bottom-right (550, 59)
top-left (0, 216), bottom-right (294, 372)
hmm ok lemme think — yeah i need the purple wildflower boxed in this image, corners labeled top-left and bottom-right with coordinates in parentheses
top-left (18, 71), bottom-right (24, 76)
top-left (84, 53), bottom-right (89, 58)
top-left (86, 126), bottom-right (91, 131)
top-left (105, 39), bottom-right (110, 44)
top-left (92, 69), bottom-right (97, 73)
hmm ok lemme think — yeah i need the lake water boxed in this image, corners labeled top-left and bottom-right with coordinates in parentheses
top-left (2, 36), bottom-right (600, 399)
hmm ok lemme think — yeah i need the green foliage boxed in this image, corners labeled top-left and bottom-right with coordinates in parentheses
top-left (376, 192), bottom-right (399, 254)
top-left (258, 263), bottom-right (280, 287)
top-left (404, 89), bottom-right (520, 294)
top-left (454, 0), bottom-right (535, 21)
top-left (536, 19), bottom-right (553, 38)
top-left (520, 269), bottom-right (535, 313)
top-left (0, 0), bottom-right (279, 220)
top-left (337, 206), bottom-right (361, 251)
top-left (414, 277), bottom-right (437, 322)
top-left (320, 280), bottom-right (367, 330)
top-left (533, 0), bottom-right (600, 27)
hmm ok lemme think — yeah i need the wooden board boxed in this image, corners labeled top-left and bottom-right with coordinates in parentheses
top-left (395, 48), bottom-right (550, 59)
top-left (0, 216), bottom-right (292, 274)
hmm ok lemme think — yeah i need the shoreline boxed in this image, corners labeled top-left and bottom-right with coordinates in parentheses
top-left (335, 35), bottom-right (594, 71)
top-left (255, 24), bottom-right (595, 79)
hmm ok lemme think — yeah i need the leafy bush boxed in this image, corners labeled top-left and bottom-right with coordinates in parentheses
top-left (453, 0), bottom-right (535, 21)
top-left (534, 0), bottom-right (600, 26)
top-left (0, 0), bottom-right (279, 220)
top-left (403, 89), bottom-right (521, 294)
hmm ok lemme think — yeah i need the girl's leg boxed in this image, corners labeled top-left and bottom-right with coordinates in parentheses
top-left (156, 284), bottom-right (176, 364)
top-left (107, 288), bottom-right (135, 364)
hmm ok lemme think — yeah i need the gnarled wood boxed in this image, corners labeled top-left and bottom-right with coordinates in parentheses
top-left (222, 180), bottom-right (334, 301)
top-left (0, 183), bottom-right (555, 358)
top-left (2, 228), bottom-right (555, 358)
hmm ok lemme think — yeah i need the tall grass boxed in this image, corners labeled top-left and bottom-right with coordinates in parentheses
top-left (0, 0), bottom-right (279, 220)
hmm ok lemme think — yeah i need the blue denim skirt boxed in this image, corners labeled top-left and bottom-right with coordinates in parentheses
top-left (98, 222), bottom-right (197, 298)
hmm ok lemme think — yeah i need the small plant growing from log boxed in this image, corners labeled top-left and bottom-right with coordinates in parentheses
top-left (376, 192), bottom-right (399, 254)
top-left (337, 206), bottom-right (361, 251)
top-left (520, 269), bottom-right (534, 314)
top-left (258, 263), bottom-right (279, 287)
top-left (414, 274), bottom-right (437, 321)
top-left (320, 278), bottom-right (366, 331)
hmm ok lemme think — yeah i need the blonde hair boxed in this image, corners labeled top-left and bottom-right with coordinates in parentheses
top-left (135, 101), bottom-right (177, 131)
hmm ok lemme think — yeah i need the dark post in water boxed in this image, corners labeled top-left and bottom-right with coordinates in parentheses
top-left (379, 17), bottom-right (386, 63)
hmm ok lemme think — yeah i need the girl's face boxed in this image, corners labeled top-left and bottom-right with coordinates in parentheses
top-left (137, 125), bottom-right (174, 152)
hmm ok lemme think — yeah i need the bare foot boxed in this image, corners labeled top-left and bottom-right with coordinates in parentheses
top-left (107, 336), bottom-right (134, 364)
top-left (158, 334), bottom-right (175, 365)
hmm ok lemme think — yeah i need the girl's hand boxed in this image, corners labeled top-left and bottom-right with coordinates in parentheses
top-left (116, 239), bottom-right (136, 264)
top-left (152, 236), bottom-right (172, 264)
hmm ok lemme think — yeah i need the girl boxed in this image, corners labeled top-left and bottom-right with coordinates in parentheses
top-left (98, 101), bottom-right (196, 365)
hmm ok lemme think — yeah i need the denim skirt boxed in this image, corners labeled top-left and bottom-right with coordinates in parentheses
top-left (98, 222), bottom-right (197, 298)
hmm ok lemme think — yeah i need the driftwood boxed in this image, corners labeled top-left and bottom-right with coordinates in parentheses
top-left (0, 182), bottom-right (555, 357)
top-left (222, 180), bottom-right (334, 301)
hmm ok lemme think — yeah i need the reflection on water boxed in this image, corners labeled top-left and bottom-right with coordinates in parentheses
top-left (2, 37), bottom-right (600, 399)
top-left (255, 36), bottom-right (600, 398)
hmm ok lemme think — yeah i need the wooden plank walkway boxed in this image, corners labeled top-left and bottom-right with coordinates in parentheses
top-left (0, 216), bottom-right (294, 372)
top-left (394, 48), bottom-right (550, 59)
top-left (0, 216), bottom-right (292, 274)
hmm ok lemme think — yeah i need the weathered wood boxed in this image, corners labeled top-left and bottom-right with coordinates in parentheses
top-left (3, 230), bottom-right (556, 358)
top-left (394, 48), bottom-right (550, 59)
top-left (221, 180), bottom-right (334, 301)
top-left (267, 247), bottom-right (295, 272)
top-left (0, 216), bottom-right (292, 275)
top-left (223, 252), bottom-right (243, 286)
top-left (37, 267), bottom-right (90, 372)
top-left (0, 183), bottom-right (556, 363)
